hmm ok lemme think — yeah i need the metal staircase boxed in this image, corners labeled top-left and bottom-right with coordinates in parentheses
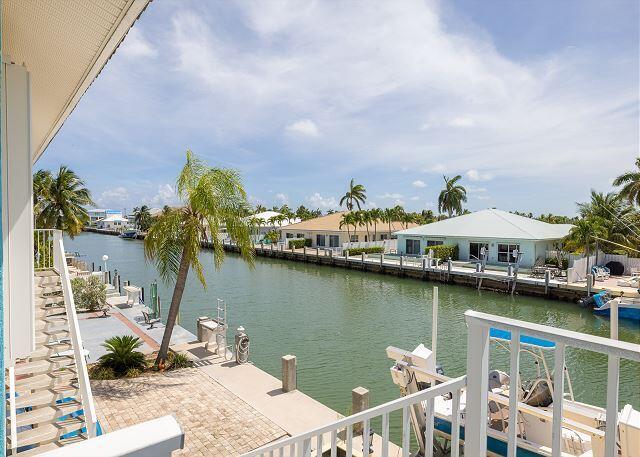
top-left (5, 230), bottom-right (97, 455)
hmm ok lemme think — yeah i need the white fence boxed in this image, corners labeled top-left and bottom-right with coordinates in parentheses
top-left (342, 239), bottom-right (397, 253)
top-left (564, 250), bottom-right (640, 277)
top-left (241, 376), bottom-right (466, 457)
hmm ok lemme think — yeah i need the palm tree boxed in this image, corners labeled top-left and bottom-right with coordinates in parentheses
top-left (358, 210), bottom-right (372, 241)
top-left (339, 212), bottom-right (356, 244)
top-left (133, 205), bottom-right (153, 231)
top-left (339, 179), bottom-right (367, 211)
top-left (144, 151), bottom-right (254, 364)
top-left (369, 208), bottom-right (382, 240)
top-left (35, 166), bottom-right (94, 237)
top-left (382, 208), bottom-right (396, 237)
top-left (613, 158), bottom-right (640, 206)
top-left (255, 204), bottom-right (267, 213)
top-left (563, 218), bottom-right (606, 275)
top-left (438, 175), bottom-right (467, 217)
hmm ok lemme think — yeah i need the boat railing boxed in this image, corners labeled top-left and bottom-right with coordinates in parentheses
top-left (464, 309), bottom-right (640, 457)
top-left (241, 375), bottom-right (467, 457)
top-left (52, 229), bottom-right (99, 438)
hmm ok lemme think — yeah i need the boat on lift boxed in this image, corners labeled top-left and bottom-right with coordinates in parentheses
top-left (388, 293), bottom-right (640, 457)
top-left (590, 291), bottom-right (640, 321)
top-left (120, 229), bottom-right (139, 239)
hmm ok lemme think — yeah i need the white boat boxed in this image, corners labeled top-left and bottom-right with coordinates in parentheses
top-left (388, 333), bottom-right (639, 456)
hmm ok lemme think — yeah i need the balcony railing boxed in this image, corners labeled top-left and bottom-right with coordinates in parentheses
top-left (52, 229), bottom-right (99, 438)
top-left (241, 376), bottom-right (467, 457)
top-left (464, 310), bottom-right (640, 457)
top-left (34, 228), bottom-right (55, 270)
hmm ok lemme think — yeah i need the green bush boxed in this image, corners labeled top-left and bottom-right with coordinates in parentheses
top-left (425, 244), bottom-right (459, 260)
top-left (344, 247), bottom-right (384, 256)
top-left (545, 257), bottom-right (568, 270)
top-left (90, 366), bottom-right (115, 380)
top-left (264, 230), bottom-right (280, 243)
top-left (167, 352), bottom-right (192, 369)
top-left (288, 238), bottom-right (312, 249)
top-left (98, 335), bottom-right (147, 376)
top-left (125, 368), bottom-right (142, 378)
top-left (71, 275), bottom-right (106, 311)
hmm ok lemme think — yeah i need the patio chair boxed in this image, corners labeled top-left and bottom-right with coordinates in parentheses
top-left (141, 309), bottom-right (160, 330)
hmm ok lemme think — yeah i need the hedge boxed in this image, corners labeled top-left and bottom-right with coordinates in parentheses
top-left (545, 257), bottom-right (568, 270)
top-left (344, 247), bottom-right (384, 256)
top-left (288, 238), bottom-right (312, 248)
top-left (424, 244), bottom-right (459, 260)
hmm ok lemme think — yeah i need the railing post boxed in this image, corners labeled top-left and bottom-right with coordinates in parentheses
top-left (464, 314), bottom-right (490, 456)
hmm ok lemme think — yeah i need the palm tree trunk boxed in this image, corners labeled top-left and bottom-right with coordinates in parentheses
top-left (156, 246), bottom-right (190, 364)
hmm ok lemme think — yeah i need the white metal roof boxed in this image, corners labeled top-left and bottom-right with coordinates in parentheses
top-left (99, 214), bottom-right (128, 223)
top-left (394, 209), bottom-right (573, 241)
top-left (2, 0), bottom-right (150, 162)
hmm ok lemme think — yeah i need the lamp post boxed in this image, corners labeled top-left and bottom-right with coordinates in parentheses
top-left (102, 254), bottom-right (109, 272)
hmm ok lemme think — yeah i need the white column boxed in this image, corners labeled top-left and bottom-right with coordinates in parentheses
top-left (464, 316), bottom-right (490, 455)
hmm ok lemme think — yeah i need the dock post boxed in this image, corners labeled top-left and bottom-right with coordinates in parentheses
top-left (352, 387), bottom-right (370, 435)
top-left (399, 256), bottom-right (403, 270)
top-left (303, 246), bottom-right (307, 260)
top-left (282, 355), bottom-right (297, 392)
top-left (586, 274), bottom-right (593, 296)
top-left (544, 270), bottom-right (551, 295)
top-left (447, 259), bottom-right (452, 281)
top-left (316, 247), bottom-right (320, 262)
top-left (380, 253), bottom-right (384, 267)
top-left (361, 252), bottom-right (365, 267)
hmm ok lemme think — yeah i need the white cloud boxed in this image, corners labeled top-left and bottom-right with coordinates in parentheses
top-left (466, 169), bottom-right (492, 182)
top-left (98, 187), bottom-right (129, 207)
top-left (275, 192), bottom-right (289, 204)
top-left (285, 119), bottom-right (320, 137)
top-left (412, 180), bottom-right (426, 188)
top-left (378, 192), bottom-right (403, 199)
top-left (467, 185), bottom-right (487, 194)
top-left (144, 184), bottom-right (177, 207)
top-left (166, 2), bottom-right (636, 183)
top-left (120, 28), bottom-right (157, 59)
top-left (410, 196), bottom-right (420, 201)
top-left (307, 192), bottom-right (339, 209)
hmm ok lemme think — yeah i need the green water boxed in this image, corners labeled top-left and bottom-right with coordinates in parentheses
top-left (67, 233), bottom-right (639, 420)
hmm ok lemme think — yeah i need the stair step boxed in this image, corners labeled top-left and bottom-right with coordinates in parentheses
top-left (14, 441), bottom-right (62, 456)
top-left (13, 416), bottom-right (85, 447)
top-left (35, 334), bottom-right (70, 347)
top-left (35, 307), bottom-right (66, 319)
top-left (35, 297), bottom-right (65, 307)
top-left (41, 325), bottom-right (71, 336)
top-left (35, 319), bottom-right (68, 332)
top-left (26, 346), bottom-right (74, 362)
top-left (34, 275), bottom-right (61, 286)
top-left (34, 270), bottom-right (58, 278)
top-left (14, 371), bottom-right (76, 392)
top-left (13, 386), bottom-right (79, 409)
top-left (36, 285), bottom-right (63, 295)
top-left (14, 358), bottom-right (75, 377)
top-left (11, 401), bottom-right (83, 427)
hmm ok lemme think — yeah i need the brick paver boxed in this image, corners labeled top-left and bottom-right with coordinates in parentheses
top-left (92, 368), bottom-right (287, 455)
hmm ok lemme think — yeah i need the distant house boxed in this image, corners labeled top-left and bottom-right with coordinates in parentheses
top-left (281, 211), bottom-right (415, 248)
top-left (87, 209), bottom-right (123, 226)
top-left (96, 214), bottom-right (129, 231)
top-left (244, 211), bottom-right (301, 240)
top-left (394, 208), bottom-right (573, 268)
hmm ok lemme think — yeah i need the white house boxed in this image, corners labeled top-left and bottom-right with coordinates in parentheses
top-left (245, 211), bottom-right (301, 240)
top-left (394, 209), bottom-right (573, 268)
top-left (96, 214), bottom-right (129, 231)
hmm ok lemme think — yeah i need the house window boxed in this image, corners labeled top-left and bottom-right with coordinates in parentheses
top-left (426, 240), bottom-right (443, 247)
top-left (380, 234), bottom-right (388, 240)
top-left (329, 235), bottom-right (340, 247)
top-left (406, 239), bottom-right (421, 255)
top-left (286, 233), bottom-right (293, 238)
top-left (498, 244), bottom-right (520, 263)
top-left (316, 234), bottom-right (326, 247)
top-left (350, 235), bottom-right (358, 242)
top-left (297, 233), bottom-right (304, 239)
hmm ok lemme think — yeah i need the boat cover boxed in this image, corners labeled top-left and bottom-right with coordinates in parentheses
top-left (490, 328), bottom-right (555, 348)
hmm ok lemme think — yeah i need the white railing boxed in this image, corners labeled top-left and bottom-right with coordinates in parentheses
top-left (34, 228), bottom-right (55, 270)
top-left (464, 310), bottom-right (640, 457)
top-left (52, 230), bottom-right (98, 438)
top-left (7, 366), bottom-right (18, 453)
top-left (241, 376), bottom-right (466, 457)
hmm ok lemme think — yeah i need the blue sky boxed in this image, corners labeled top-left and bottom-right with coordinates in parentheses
top-left (38, 0), bottom-right (639, 216)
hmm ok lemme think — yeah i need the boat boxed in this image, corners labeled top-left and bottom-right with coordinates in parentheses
top-left (388, 327), bottom-right (639, 456)
top-left (592, 291), bottom-right (640, 321)
top-left (119, 229), bottom-right (139, 239)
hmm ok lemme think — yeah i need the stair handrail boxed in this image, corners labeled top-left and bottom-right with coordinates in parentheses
top-left (8, 365), bottom-right (18, 453)
top-left (53, 230), bottom-right (98, 438)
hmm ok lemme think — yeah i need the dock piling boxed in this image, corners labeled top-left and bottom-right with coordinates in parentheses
top-left (544, 270), bottom-right (551, 295)
top-left (352, 387), bottom-right (370, 435)
top-left (282, 355), bottom-right (297, 392)
top-left (587, 274), bottom-right (593, 296)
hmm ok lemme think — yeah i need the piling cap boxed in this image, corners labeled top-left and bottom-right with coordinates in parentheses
top-left (236, 326), bottom-right (245, 333)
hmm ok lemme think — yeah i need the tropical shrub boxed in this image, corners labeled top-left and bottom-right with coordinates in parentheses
top-left (89, 366), bottom-right (115, 380)
top-left (264, 230), bottom-right (280, 244)
top-left (545, 257), bottom-right (569, 270)
top-left (71, 275), bottom-right (106, 311)
top-left (425, 244), bottom-right (459, 260)
top-left (125, 368), bottom-right (142, 378)
top-left (344, 247), bottom-right (384, 256)
top-left (98, 335), bottom-right (147, 375)
top-left (288, 238), bottom-right (312, 249)
top-left (167, 352), bottom-right (192, 369)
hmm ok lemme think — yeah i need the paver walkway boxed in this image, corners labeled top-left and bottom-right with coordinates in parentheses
top-left (92, 368), bottom-right (287, 456)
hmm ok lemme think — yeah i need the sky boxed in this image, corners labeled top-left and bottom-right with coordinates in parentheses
top-left (38, 0), bottom-right (639, 216)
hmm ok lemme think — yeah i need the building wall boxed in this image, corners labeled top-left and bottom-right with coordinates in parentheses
top-left (396, 234), bottom-right (556, 268)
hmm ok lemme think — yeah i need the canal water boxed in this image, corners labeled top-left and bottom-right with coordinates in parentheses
top-left (66, 233), bottom-right (639, 421)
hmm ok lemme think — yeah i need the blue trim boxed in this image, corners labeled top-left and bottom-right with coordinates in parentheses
top-left (490, 328), bottom-right (556, 348)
